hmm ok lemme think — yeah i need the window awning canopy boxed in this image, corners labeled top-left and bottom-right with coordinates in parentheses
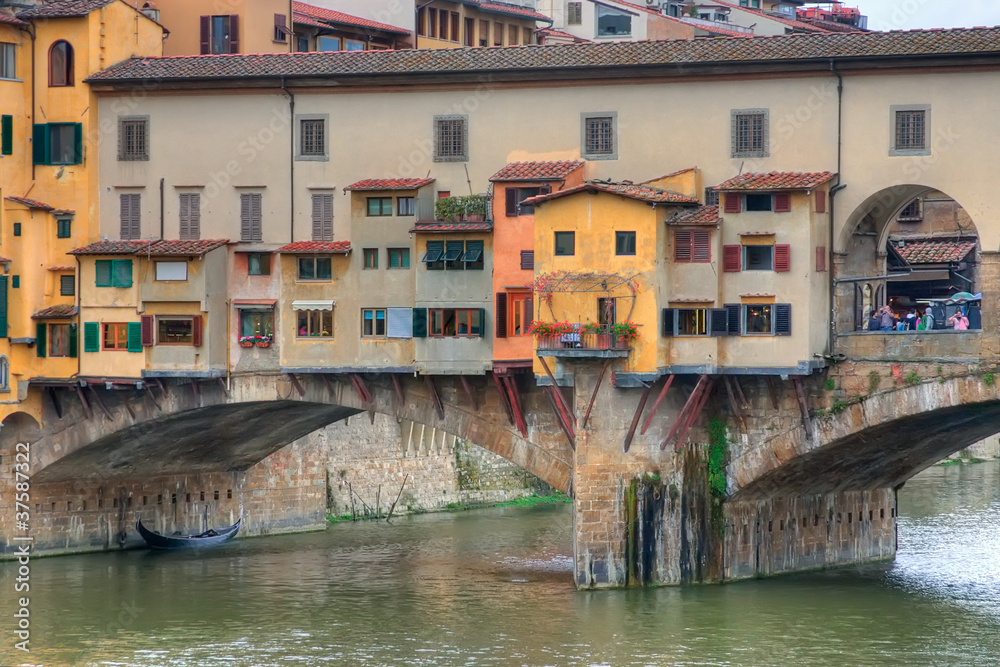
top-left (292, 300), bottom-right (335, 311)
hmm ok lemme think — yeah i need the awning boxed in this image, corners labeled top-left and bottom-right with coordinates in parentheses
top-left (233, 299), bottom-right (277, 306)
top-left (442, 246), bottom-right (463, 262)
top-left (461, 247), bottom-right (482, 263)
top-left (292, 300), bottom-right (335, 311)
top-left (421, 248), bottom-right (443, 263)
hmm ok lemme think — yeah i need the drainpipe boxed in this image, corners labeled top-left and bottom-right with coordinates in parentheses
top-left (75, 256), bottom-right (81, 378)
top-left (281, 77), bottom-right (295, 243)
top-left (827, 60), bottom-right (844, 358)
top-left (28, 22), bottom-right (35, 181)
top-left (159, 177), bottom-right (164, 240)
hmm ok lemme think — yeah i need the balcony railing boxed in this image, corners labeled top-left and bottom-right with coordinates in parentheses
top-left (536, 325), bottom-right (631, 356)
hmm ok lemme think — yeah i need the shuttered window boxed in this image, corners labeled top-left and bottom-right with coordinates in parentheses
top-left (95, 259), bottom-right (132, 287)
top-left (311, 194), bottom-right (333, 241)
top-left (201, 15), bottom-right (239, 54)
top-left (674, 229), bottom-right (710, 262)
top-left (724, 193), bottom-right (741, 214)
top-left (412, 308), bottom-right (428, 337)
top-left (723, 245), bottom-right (741, 272)
top-left (120, 193), bottom-right (140, 240)
top-left (83, 322), bottom-right (100, 352)
top-left (520, 250), bottom-right (534, 270)
top-left (423, 241), bottom-right (444, 270)
top-left (1, 114), bottom-right (12, 156)
top-left (240, 193), bottom-right (262, 242)
top-left (274, 13), bottom-right (288, 42)
top-left (0, 276), bottom-right (8, 338)
top-left (774, 303), bottom-right (792, 336)
top-left (568, 1), bottom-right (582, 24)
top-left (32, 123), bottom-right (82, 165)
top-left (60, 275), bottom-right (75, 296)
top-left (773, 192), bottom-right (791, 213)
top-left (815, 190), bottom-right (827, 214)
top-left (724, 304), bottom-right (741, 335)
top-left (816, 246), bottom-right (827, 273)
top-left (35, 322), bottom-right (46, 358)
top-left (127, 322), bottom-right (143, 352)
top-left (495, 292), bottom-right (508, 338)
top-left (140, 315), bottom-right (154, 346)
top-left (179, 193), bottom-right (200, 240)
top-left (386, 308), bottom-right (413, 339)
top-left (774, 244), bottom-right (791, 272)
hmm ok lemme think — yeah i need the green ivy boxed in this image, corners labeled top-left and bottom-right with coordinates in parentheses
top-left (707, 417), bottom-right (728, 499)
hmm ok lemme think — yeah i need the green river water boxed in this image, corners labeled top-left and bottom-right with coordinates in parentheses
top-left (2, 460), bottom-right (998, 666)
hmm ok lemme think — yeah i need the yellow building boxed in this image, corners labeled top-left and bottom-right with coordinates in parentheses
top-left (416, 0), bottom-right (550, 48)
top-left (155, 0), bottom-right (291, 57)
top-left (0, 0), bottom-right (164, 426)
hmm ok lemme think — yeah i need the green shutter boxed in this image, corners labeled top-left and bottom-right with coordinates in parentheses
top-left (32, 124), bottom-right (48, 165)
top-left (127, 322), bottom-right (142, 352)
top-left (412, 307), bottom-right (427, 338)
top-left (72, 123), bottom-right (83, 164)
top-left (1, 115), bottom-right (12, 156)
top-left (95, 260), bottom-right (112, 287)
top-left (83, 322), bottom-right (100, 352)
top-left (69, 323), bottom-right (78, 358)
top-left (0, 276), bottom-right (7, 338)
top-left (36, 323), bottom-right (46, 358)
top-left (478, 308), bottom-right (486, 337)
top-left (112, 259), bottom-right (132, 287)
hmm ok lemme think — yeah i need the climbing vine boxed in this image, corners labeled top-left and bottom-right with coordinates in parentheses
top-left (707, 417), bottom-right (729, 499)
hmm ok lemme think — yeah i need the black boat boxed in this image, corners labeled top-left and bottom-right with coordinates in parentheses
top-left (136, 515), bottom-right (241, 550)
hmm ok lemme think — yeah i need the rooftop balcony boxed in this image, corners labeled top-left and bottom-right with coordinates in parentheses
top-left (535, 324), bottom-right (632, 359)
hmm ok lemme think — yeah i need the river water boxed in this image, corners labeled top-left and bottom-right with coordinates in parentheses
top-left (3, 461), bottom-right (999, 666)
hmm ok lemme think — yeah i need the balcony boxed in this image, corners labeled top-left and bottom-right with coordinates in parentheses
top-left (535, 324), bottom-right (632, 359)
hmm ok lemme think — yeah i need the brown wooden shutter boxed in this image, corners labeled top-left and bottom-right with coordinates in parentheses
top-left (724, 193), bottom-right (741, 214)
top-left (275, 13), bottom-right (286, 37)
top-left (520, 250), bottom-right (534, 270)
top-left (525, 294), bottom-right (533, 325)
top-left (774, 192), bottom-right (791, 213)
top-left (200, 16), bottom-right (210, 54)
top-left (120, 193), bottom-right (140, 240)
top-left (311, 194), bottom-right (323, 240)
top-left (674, 229), bottom-right (691, 261)
top-left (495, 292), bottom-right (507, 338)
top-left (140, 314), bottom-right (154, 346)
top-left (312, 194), bottom-right (333, 241)
top-left (692, 230), bottom-right (711, 262)
top-left (774, 303), bottom-right (792, 336)
top-left (815, 246), bottom-right (827, 272)
top-left (723, 244), bottom-right (741, 272)
top-left (505, 187), bottom-right (518, 217)
top-left (815, 190), bottom-right (827, 214)
top-left (240, 194), bottom-right (252, 241)
top-left (774, 244), bottom-right (791, 272)
top-left (228, 15), bottom-right (240, 53)
top-left (179, 193), bottom-right (190, 239)
top-left (192, 315), bottom-right (203, 347)
top-left (661, 308), bottom-right (675, 336)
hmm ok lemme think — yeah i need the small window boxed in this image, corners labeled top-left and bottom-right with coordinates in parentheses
top-left (46, 123), bottom-right (80, 165)
top-left (434, 115), bottom-right (468, 162)
top-left (0, 42), bottom-right (16, 79)
top-left (296, 309), bottom-right (333, 338)
top-left (554, 231), bottom-right (575, 256)
top-left (48, 323), bottom-right (72, 357)
top-left (0, 356), bottom-right (8, 391)
top-left (12, 222), bottom-right (20, 236)
top-left (897, 199), bottom-right (922, 222)
top-left (179, 193), bottom-right (200, 240)
top-left (463, 240), bottom-right (484, 270)
top-left (677, 309), bottom-right (708, 336)
top-left (118, 117), bottom-right (149, 161)
top-left (567, 1), bottom-right (582, 25)
top-left (507, 187), bottom-right (541, 216)
top-left (103, 322), bottom-right (129, 350)
top-left (895, 110), bottom-right (926, 151)
top-left (120, 193), bottom-right (141, 240)
top-left (158, 318), bottom-right (194, 344)
top-left (273, 13), bottom-right (288, 42)
top-left (596, 5), bottom-right (631, 36)
top-left (297, 256), bottom-right (332, 281)
top-left (508, 293), bottom-right (531, 336)
top-left (247, 253), bottom-right (271, 275)
top-left (59, 274), bottom-right (75, 296)
top-left (240, 193), bottom-right (262, 242)
top-left (318, 35), bottom-right (340, 51)
top-left (732, 109), bottom-right (768, 158)
top-left (429, 308), bottom-right (483, 337)
top-left (299, 118), bottom-right (326, 158)
top-left (704, 188), bottom-right (719, 207)
top-left (95, 259), bottom-right (132, 288)
top-left (207, 15), bottom-right (236, 54)
top-left (345, 39), bottom-right (365, 51)
top-left (311, 193), bottom-right (333, 241)
top-left (744, 304), bottom-right (773, 335)
top-left (48, 40), bottom-right (74, 87)
top-left (397, 197), bottom-right (415, 216)
top-left (240, 309), bottom-right (273, 339)
top-left (674, 229), bottom-right (711, 262)
top-left (363, 248), bottom-right (379, 269)
top-left (56, 218), bottom-right (72, 239)
top-left (745, 194), bottom-right (772, 212)
top-left (743, 245), bottom-right (774, 271)
top-left (388, 248), bottom-right (410, 268)
top-left (362, 308), bottom-right (387, 338)
top-left (444, 240), bottom-right (465, 271)
top-left (582, 113), bottom-right (616, 159)
top-left (615, 231), bottom-right (636, 256)
top-left (155, 261), bottom-right (188, 281)
top-left (423, 240), bottom-right (444, 270)
top-left (367, 197), bottom-right (393, 216)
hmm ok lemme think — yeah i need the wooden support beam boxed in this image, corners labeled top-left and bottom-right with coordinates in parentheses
top-left (391, 374), bottom-right (405, 408)
top-left (622, 382), bottom-right (652, 453)
top-left (144, 384), bottom-right (161, 412)
top-left (582, 361), bottom-right (610, 430)
top-left (216, 377), bottom-right (231, 399)
top-left (792, 377), bottom-right (814, 440)
top-left (349, 373), bottom-right (372, 404)
top-left (732, 376), bottom-right (750, 411)
top-left (765, 376), bottom-right (780, 410)
top-left (503, 375), bottom-right (528, 438)
top-left (545, 385), bottom-right (576, 449)
top-left (74, 386), bottom-right (93, 421)
top-left (673, 377), bottom-right (715, 452)
top-left (641, 374), bottom-right (675, 435)
top-left (121, 394), bottom-right (136, 419)
top-left (459, 375), bottom-right (479, 412)
top-left (723, 377), bottom-right (747, 431)
top-left (286, 373), bottom-right (305, 398)
top-left (491, 372), bottom-right (516, 426)
top-left (154, 378), bottom-right (168, 398)
top-left (191, 380), bottom-right (201, 404)
top-left (46, 387), bottom-right (63, 419)
top-left (88, 385), bottom-right (114, 421)
top-left (660, 375), bottom-right (707, 450)
top-left (424, 375), bottom-right (445, 420)
top-left (537, 356), bottom-right (575, 422)
top-left (321, 373), bottom-right (335, 399)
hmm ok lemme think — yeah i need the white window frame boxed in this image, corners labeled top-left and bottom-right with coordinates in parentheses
top-left (155, 261), bottom-right (188, 281)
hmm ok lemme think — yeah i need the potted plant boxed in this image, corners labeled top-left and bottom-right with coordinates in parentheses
top-left (581, 321), bottom-right (608, 348)
top-left (238, 336), bottom-right (255, 348)
top-left (612, 321), bottom-right (640, 345)
top-left (255, 334), bottom-right (273, 348)
top-left (462, 194), bottom-right (488, 222)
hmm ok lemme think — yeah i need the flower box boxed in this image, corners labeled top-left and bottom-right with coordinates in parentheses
top-left (239, 341), bottom-right (254, 348)
top-left (255, 341), bottom-right (271, 348)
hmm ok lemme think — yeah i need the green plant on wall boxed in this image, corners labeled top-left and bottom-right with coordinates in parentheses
top-left (707, 417), bottom-right (729, 499)
top-left (434, 194), bottom-right (487, 221)
top-left (867, 369), bottom-right (881, 394)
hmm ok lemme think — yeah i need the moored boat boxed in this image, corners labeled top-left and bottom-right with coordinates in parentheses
top-left (136, 515), bottom-right (241, 550)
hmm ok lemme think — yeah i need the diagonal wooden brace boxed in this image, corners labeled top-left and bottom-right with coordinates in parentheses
top-left (623, 382), bottom-right (653, 453)
top-left (582, 361), bottom-right (610, 430)
top-left (503, 375), bottom-right (529, 438)
top-left (660, 374), bottom-right (708, 450)
top-left (424, 375), bottom-right (445, 421)
top-left (459, 375), bottom-right (479, 412)
top-left (641, 374), bottom-right (675, 435)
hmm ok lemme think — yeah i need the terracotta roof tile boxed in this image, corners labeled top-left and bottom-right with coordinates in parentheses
top-left (523, 181), bottom-right (700, 206)
top-left (141, 239), bottom-right (229, 256)
top-left (5, 196), bottom-right (53, 211)
top-left (490, 160), bottom-right (585, 182)
top-left (32, 304), bottom-right (77, 319)
top-left (69, 240), bottom-right (150, 255)
top-left (87, 28), bottom-right (1000, 84)
top-left (277, 240), bottom-right (352, 253)
top-left (48, 265), bottom-right (75, 271)
top-left (291, 2), bottom-right (410, 35)
top-left (476, 1), bottom-right (551, 22)
top-left (641, 167), bottom-right (696, 183)
top-left (18, 0), bottom-right (116, 18)
top-left (0, 13), bottom-right (28, 27)
top-left (895, 238), bottom-right (977, 264)
top-left (537, 27), bottom-right (591, 43)
top-left (292, 12), bottom-right (329, 30)
top-left (345, 177), bottom-right (435, 191)
top-left (712, 0), bottom-right (828, 33)
top-left (409, 221), bottom-right (493, 233)
top-left (667, 205), bottom-right (721, 226)
top-left (0, 256), bottom-right (11, 263)
top-left (715, 171), bottom-right (835, 191)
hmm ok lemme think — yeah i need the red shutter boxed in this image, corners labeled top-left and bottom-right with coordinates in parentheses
top-left (192, 315), bottom-right (204, 347)
top-left (505, 187), bottom-right (518, 217)
top-left (724, 193), bottom-right (741, 214)
top-left (723, 244), bottom-right (741, 272)
top-left (674, 229), bottom-right (691, 262)
top-left (140, 315), bottom-right (154, 346)
top-left (229, 15), bottom-right (240, 53)
top-left (525, 294), bottom-right (533, 326)
top-left (692, 230), bottom-right (711, 262)
top-left (495, 293), bottom-right (508, 338)
top-left (775, 244), bottom-right (791, 272)
top-left (816, 246), bottom-right (827, 272)
top-left (774, 192), bottom-right (791, 213)
top-left (200, 16), bottom-right (210, 54)
top-left (815, 190), bottom-right (827, 214)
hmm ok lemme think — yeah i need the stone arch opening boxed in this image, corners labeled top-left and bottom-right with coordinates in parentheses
top-left (836, 185), bottom-right (980, 334)
top-left (2, 411), bottom-right (42, 443)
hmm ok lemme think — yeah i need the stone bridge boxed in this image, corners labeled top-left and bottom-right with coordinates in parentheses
top-left (2, 364), bottom-right (995, 588)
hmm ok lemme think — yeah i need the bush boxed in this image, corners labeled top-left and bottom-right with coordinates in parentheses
top-left (867, 369), bottom-right (881, 394)
top-left (824, 378), bottom-right (836, 391)
top-left (904, 370), bottom-right (921, 386)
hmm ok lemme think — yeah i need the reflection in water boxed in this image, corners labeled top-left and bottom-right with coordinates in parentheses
top-left (2, 462), bottom-right (998, 666)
